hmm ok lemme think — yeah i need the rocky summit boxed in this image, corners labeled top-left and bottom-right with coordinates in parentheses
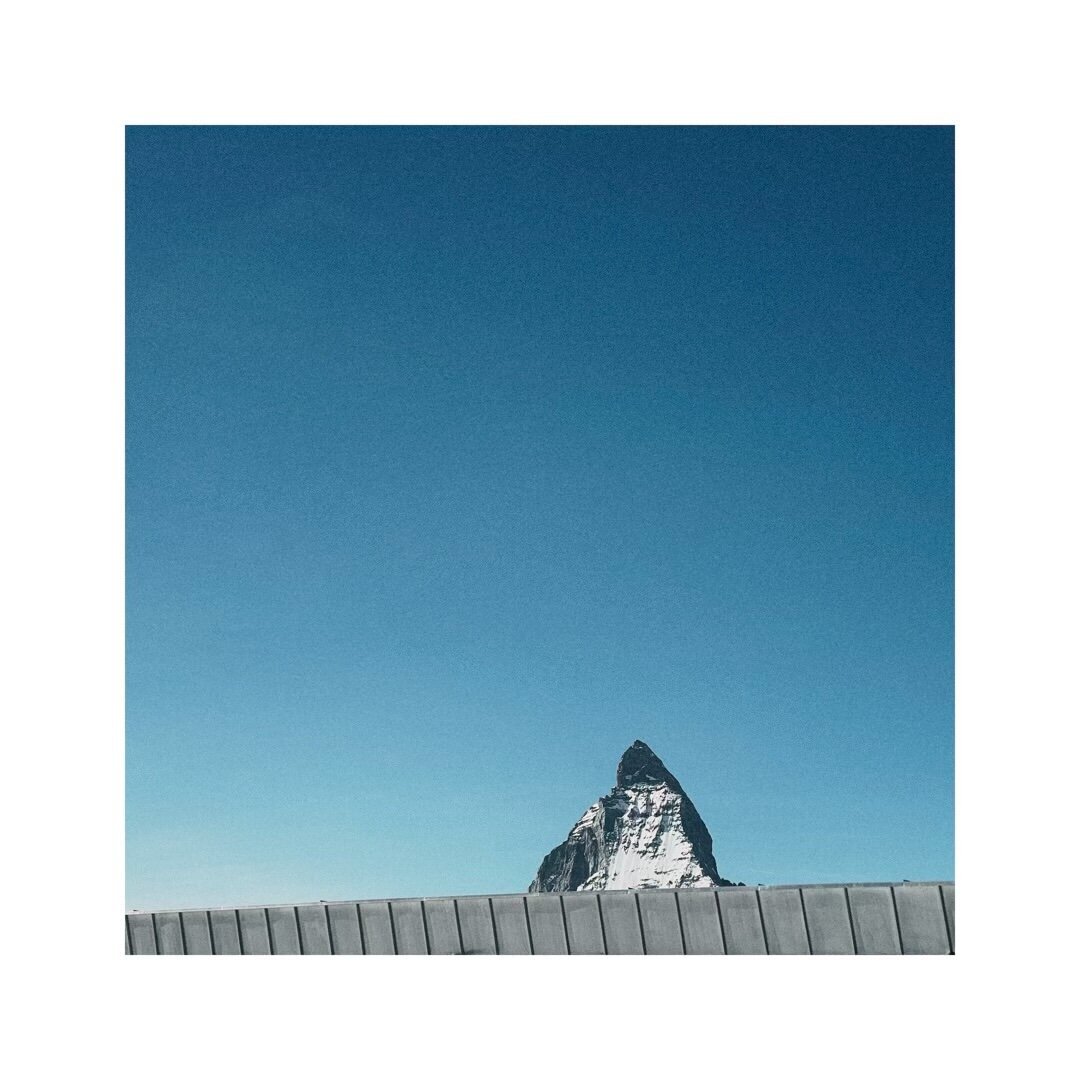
top-left (529, 740), bottom-right (738, 892)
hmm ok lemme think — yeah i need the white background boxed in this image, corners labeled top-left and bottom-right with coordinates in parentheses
top-left (4, 1), bottom-right (1076, 1075)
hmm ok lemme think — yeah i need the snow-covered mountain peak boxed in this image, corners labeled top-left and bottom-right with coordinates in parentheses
top-left (529, 740), bottom-right (738, 892)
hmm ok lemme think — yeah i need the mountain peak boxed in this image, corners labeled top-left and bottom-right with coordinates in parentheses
top-left (616, 740), bottom-right (684, 794)
top-left (530, 740), bottom-right (735, 892)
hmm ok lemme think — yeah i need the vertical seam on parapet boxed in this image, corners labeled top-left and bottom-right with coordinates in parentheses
top-left (756, 888), bottom-right (770, 954)
top-left (522, 896), bottom-right (535, 955)
top-left (714, 890), bottom-right (728, 954)
top-left (207, 912), bottom-right (217, 955)
top-left (799, 889), bottom-right (813, 955)
top-left (388, 904), bottom-right (399, 955)
top-left (939, 885), bottom-right (953, 955)
top-left (265, 909), bottom-right (275, 954)
top-left (452, 899), bottom-right (464, 955)
top-left (324, 904), bottom-right (335, 955)
top-left (596, 894), bottom-right (609, 955)
top-left (634, 892), bottom-right (648, 955)
top-left (844, 888), bottom-right (858, 955)
top-left (293, 907), bottom-right (303, 955)
top-left (890, 887), bottom-right (905, 955)
top-left (673, 891), bottom-right (688, 955)
top-left (558, 894), bottom-right (570, 954)
top-left (150, 913), bottom-right (161, 955)
top-left (125, 915), bottom-right (133, 956)
top-left (235, 910), bottom-right (245, 956)
top-left (420, 901), bottom-right (432, 955)
top-left (176, 912), bottom-right (187, 955)
top-left (356, 904), bottom-right (367, 955)
top-left (489, 897), bottom-right (500, 955)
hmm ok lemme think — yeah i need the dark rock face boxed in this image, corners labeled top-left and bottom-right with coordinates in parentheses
top-left (616, 740), bottom-right (686, 792)
top-left (529, 740), bottom-right (737, 892)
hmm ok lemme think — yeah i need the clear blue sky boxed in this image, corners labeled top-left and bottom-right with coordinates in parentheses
top-left (126, 126), bottom-right (953, 910)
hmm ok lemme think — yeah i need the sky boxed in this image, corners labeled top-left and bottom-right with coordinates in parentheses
top-left (126, 126), bottom-right (953, 910)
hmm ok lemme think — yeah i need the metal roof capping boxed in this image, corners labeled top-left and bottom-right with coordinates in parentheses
top-left (125, 882), bottom-right (954, 955)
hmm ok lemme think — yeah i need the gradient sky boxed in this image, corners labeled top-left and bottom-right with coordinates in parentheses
top-left (126, 126), bottom-right (953, 910)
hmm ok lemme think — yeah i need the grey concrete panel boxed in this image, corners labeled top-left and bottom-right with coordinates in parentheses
top-left (676, 889), bottom-right (725, 954)
top-left (266, 906), bottom-right (302, 954)
top-left (209, 910), bottom-right (242, 955)
top-left (154, 912), bottom-right (184, 955)
top-left (892, 886), bottom-right (950, 955)
top-left (423, 899), bottom-right (461, 955)
top-left (758, 889), bottom-right (810, 955)
top-left (598, 892), bottom-right (644, 954)
top-left (717, 889), bottom-right (767, 954)
top-left (524, 894), bottom-right (568, 954)
top-left (128, 913), bottom-right (157, 954)
top-left (359, 901), bottom-right (396, 955)
top-left (181, 910), bottom-right (213, 955)
top-left (941, 884), bottom-right (955, 953)
top-left (457, 897), bottom-right (497, 955)
top-left (326, 904), bottom-right (364, 955)
top-left (297, 904), bottom-right (332, 954)
top-left (238, 908), bottom-right (272, 954)
top-left (563, 892), bottom-right (605, 954)
top-left (848, 887), bottom-right (901, 955)
top-left (492, 895), bottom-right (532, 955)
top-left (801, 887), bottom-right (855, 954)
top-left (390, 900), bottom-right (428, 954)
top-left (637, 890), bottom-right (684, 954)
